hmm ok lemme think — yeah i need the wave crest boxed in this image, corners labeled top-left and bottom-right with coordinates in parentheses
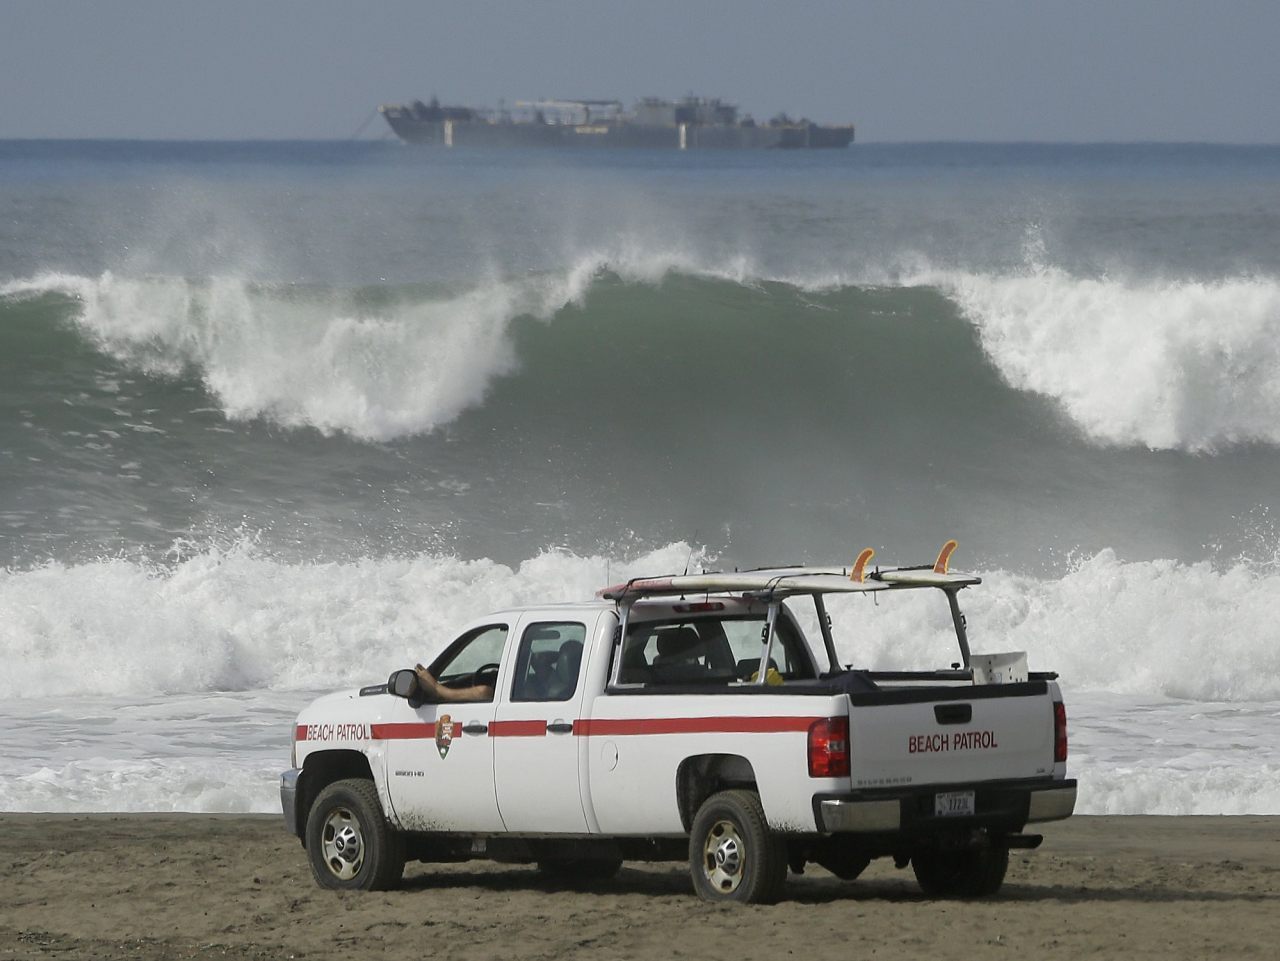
top-left (8, 258), bottom-right (1280, 451)
top-left (3, 269), bottom-right (594, 441)
top-left (939, 267), bottom-right (1280, 451)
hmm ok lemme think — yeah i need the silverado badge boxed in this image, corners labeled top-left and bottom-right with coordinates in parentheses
top-left (435, 714), bottom-right (456, 759)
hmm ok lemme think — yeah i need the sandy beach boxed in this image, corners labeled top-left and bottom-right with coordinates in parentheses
top-left (1, 814), bottom-right (1276, 960)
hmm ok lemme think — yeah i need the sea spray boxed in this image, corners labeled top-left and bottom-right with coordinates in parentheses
top-left (4, 538), bottom-right (1280, 702)
top-left (4, 544), bottom-right (1280, 815)
top-left (0, 539), bottom-right (698, 699)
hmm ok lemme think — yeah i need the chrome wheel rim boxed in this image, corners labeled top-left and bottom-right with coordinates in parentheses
top-left (702, 819), bottom-right (745, 893)
top-left (321, 806), bottom-right (365, 880)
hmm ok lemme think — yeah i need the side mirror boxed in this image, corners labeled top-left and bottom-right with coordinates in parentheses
top-left (387, 669), bottom-right (421, 699)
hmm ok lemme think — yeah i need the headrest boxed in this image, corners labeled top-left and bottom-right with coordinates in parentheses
top-left (655, 627), bottom-right (702, 660)
top-left (556, 639), bottom-right (584, 679)
top-left (530, 649), bottom-right (559, 673)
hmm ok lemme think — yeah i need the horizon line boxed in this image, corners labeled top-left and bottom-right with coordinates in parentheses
top-left (3, 136), bottom-right (1280, 148)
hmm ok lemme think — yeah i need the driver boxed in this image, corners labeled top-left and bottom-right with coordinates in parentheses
top-left (413, 663), bottom-right (495, 702)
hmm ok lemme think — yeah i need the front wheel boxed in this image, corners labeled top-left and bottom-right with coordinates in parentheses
top-left (912, 842), bottom-right (1009, 897)
top-left (305, 777), bottom-right (406, 891)
top-left (689, 789), bottom-right (787, 904)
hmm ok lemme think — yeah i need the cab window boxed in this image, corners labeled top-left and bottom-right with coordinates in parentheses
top-left (430, 624), bottom-right (508, 692)
top-left (510, 622), bottom-right (587, 702)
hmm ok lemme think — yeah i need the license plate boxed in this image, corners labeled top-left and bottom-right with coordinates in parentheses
top-left (934, 790), bottom-right (975, 817)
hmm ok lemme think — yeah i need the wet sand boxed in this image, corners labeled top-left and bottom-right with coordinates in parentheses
top-left (2, 815), bottom-right (1277, 960)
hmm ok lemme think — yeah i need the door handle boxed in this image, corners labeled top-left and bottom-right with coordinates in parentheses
top-left (462, 722), bottom-right (489, 735)
top-left (547, 721), bottom-right (574, 734)
top-left (934, 704), bottom-right (972, 725)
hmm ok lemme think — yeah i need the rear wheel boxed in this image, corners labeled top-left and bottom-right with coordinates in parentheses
top-left (305, 778), bottom-right (406, 891)
top-left (912, 842), bottom-right (1009, 897)
top-left (689, 789), bottom-right (787, 904)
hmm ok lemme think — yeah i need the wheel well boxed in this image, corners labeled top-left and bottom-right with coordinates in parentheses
top-left (297, 750), bottom-right (375, 841)
top-left (676, 754), bottom-right (758, 832)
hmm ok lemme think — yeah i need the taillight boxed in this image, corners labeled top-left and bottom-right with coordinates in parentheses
top-left (1053, 701), bottom-right (1068, 763)
top-left (808, 717), bottom-right (850, 778)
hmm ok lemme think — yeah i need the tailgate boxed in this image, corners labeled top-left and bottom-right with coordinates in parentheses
top-left (847, 683), bottom-right (1057, 789)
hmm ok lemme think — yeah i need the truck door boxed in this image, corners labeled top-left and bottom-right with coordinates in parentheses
top-left (492, 616), bottom-right (594, 833)
top-left (384, 622), bottom-right (508, 832)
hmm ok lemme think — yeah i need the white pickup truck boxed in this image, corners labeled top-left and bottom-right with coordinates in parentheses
top-left (281, 546), bottom-right (1075, 903)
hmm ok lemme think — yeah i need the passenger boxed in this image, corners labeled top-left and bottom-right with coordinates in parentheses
top-left (413, 663), bottom-right (495, 702)
top-left (523, 649), bottom-right (560, 700)
top-left (543, 639), bottom-right (584, 700)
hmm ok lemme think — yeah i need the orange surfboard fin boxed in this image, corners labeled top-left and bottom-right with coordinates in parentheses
top-left (933, 539), bottom-right (958, 574)
top-left (850, 547), bottom-right (875, 583)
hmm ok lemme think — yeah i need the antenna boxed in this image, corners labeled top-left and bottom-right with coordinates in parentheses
top-left (683, 530), bottom-right (700, 576)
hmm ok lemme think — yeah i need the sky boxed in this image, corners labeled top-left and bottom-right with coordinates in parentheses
top-left (2, 0), bottom-right (1278, 142)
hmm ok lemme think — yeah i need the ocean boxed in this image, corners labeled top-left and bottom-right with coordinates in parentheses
top-left (2, 140), bottom-right (1278, 814)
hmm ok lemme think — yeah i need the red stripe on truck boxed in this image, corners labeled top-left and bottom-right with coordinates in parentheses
top-left (296, 715), bottom-right (820, 741)
top-left (574, 716), bottom-right (820, 736)
top-left (371, 722), bottom-right (437, 740)
top-left (488, 720), bottom-right (547, 737)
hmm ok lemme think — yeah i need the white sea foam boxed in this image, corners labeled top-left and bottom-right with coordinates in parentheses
top-left (0, 693), bottom-right (300, 813)
top-left (824, 548), bottom-right (1280, 701)
top-left (932, 266), bottom-right (1280, 451)
top-left (4, 542), bottom-right (1280, 813)
top-left (3, 690), bottom-right (1274, 815)
top-left (4, 540), bottom-right (1280, 702)
top-left (0, 539), bottom-right (696, 699)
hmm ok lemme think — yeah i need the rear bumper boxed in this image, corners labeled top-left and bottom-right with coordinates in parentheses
top-left (1026, 784), bottom-right (1078, 823)
top-left (816, 778), bottom-right (1076, 835)
top-left (280, 768), bottom-right (303, 838)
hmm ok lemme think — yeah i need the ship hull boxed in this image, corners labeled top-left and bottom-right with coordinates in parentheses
top-left (381, 112), bottom-right (853, 149)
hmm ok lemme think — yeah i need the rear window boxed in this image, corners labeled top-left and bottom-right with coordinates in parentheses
top-left (617, 614), bottom-right (815, 687)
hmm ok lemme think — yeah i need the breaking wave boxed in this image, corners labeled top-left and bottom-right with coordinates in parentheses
top-left (6, 258), bottom-right (1280, 451)
top-left (938, 266), bottom-right (1280, 452)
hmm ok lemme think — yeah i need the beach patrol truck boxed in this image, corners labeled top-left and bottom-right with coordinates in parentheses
top-left (280, 543), bottom-right (1075, 903)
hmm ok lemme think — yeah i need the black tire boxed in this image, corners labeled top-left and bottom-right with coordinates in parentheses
top-left (305, 778), bottom-right (406, 891)
top-left (536, 857), bottom-right (624, 883)
top-left (912, 842), bottom-right (1009, 897)
top-left (688, 789), bottom-right (788, 904)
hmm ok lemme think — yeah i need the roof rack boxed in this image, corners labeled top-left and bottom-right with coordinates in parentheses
top-left (598, 541), bottom-right (979, 601)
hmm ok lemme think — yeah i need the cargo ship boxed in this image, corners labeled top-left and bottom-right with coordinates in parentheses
top-left (379, 95), bottom-right (854, 149)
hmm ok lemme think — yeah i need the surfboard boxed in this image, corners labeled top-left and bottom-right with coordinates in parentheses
top-left (597, 561), bottom-right (979, 600)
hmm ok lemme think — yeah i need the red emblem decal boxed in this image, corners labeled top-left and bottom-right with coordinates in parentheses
top-left (435, 714), bottom-right (456, 758)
